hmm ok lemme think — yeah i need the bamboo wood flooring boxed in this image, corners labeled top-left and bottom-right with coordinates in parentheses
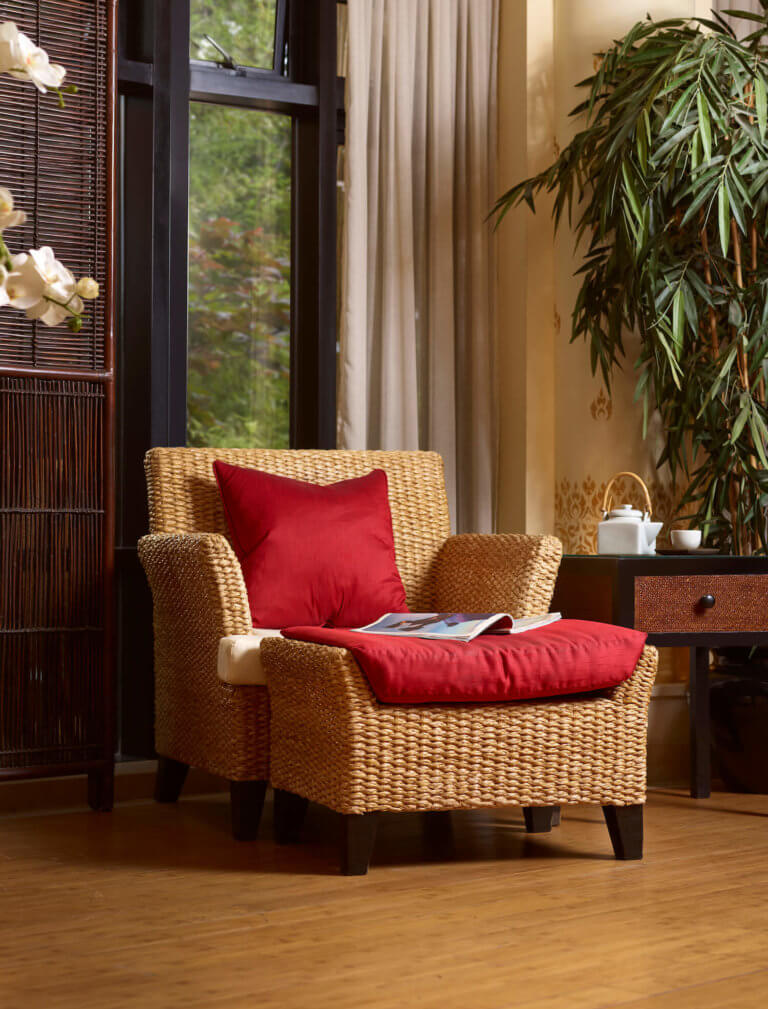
top-left (1, 787), bottom-right (767, 1009)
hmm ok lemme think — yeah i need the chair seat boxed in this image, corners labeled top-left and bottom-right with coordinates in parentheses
top-left (217, 629), bottom-right (282, 685)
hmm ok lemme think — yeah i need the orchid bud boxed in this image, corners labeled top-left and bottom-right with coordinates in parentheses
top-left (75, 277), bottom-right (99, 300)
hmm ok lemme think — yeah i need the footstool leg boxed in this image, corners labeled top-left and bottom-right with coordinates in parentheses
top-left (602, 804), bottom-right (643, 860)
top-left (274, 789), bottom-right (309, 844)
top-left (230, 780), bottom-right (267, 841)
top-left (154, 757), bottom-right (189, 803)
top-left (341, 813), bottom-right (378, 875)
top-left (523, 806), bottom-right (558, 833)
top-left (551, 806), bottom-right (561, 827)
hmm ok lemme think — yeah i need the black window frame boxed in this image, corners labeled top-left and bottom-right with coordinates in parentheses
top-left (115, 0), bottom-right (343, 757)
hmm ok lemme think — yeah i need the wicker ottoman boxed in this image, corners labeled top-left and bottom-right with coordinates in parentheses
top-left (261, 637), bottom-right (658, 874)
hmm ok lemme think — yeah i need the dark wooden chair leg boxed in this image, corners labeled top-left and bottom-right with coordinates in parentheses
top-left (551, 806), bottom-right (562, 827)
top-left (602, 804), bottom-right (643, 860)
top-left (523, 806), bottom-right (558, 833)
top-left (87, 766), bottom-right (114, 812)
top-left (341, 813), bottom-right (378, 875)
top-left (689, 646), bottom-right (712, 798)
top-left (230, 780), bottom-right (268, 841)
top-left (154, 757), bottom-right (189, 803)
top-left (273, 789), bottom-right (309, 843)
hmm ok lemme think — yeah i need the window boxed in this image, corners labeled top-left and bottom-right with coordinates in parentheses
top-left (187, 103), bottom-right (291, 448)
top-left (188, 3), bottom-right (293, 449)
top-left (190, 0), bottom-right (281, 71)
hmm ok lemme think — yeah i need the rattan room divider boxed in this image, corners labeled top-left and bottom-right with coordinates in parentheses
top-left (0, 1), bottom-right (117, 807)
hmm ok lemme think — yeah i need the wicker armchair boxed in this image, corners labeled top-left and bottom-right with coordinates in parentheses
top-left (139, 447), bottom-right (657, 868)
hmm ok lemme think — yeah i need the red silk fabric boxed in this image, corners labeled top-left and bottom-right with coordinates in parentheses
top-left (213, 461), bottom-right (407, 628)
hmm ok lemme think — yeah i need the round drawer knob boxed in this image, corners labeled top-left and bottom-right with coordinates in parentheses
top-left (699, 594), bottom-right (716, 609)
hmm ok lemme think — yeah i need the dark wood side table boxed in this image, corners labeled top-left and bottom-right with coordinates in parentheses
top-left (551, 555), bottom-right (768, 798)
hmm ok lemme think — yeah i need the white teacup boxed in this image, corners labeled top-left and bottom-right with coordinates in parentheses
top-left (670, 529), bottom-right (702, 550)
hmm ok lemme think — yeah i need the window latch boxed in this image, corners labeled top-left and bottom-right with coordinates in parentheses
top-left (202, 35), bottom-right (240, 74)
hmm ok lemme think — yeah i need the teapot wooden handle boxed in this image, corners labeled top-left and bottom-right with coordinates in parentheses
top-left (601, 471), bottom-right (653, 518)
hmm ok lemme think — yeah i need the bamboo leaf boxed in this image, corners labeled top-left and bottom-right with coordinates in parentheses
top-left (756, 74), bottom-right (767, 139)
top-left (654, 123), bottom-right (697, 163)
top-left (731, 403), bottom-right (751, 443)
top-left (672, 285), bottom-right (685, 350)
top-left (717, 181), bottom-right (730, 256)
top-left (723, 10), bottom-right (768, 23)
top-left (636, 122), bottom-right (648, 173)
top-left (621, 160), bottom-right (643, 223)
top-left (690, 129), bottom-right (701, 173)
top-left (697, 89), bottom-right (712, 162)
top-left (724, 176), bottom-right (747, 236)
top-left (749, 410), bottom-right (768, 469)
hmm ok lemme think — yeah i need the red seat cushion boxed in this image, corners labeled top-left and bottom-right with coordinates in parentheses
top-left (281, 619), bottom-right (647, 703)
top-left (213, 461), bottom-right (408, 628)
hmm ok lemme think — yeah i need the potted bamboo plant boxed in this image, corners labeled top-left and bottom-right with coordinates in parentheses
top-left (494, 5), bottom-right (768, 554)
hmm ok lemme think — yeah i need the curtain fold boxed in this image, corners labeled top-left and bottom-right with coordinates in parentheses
top-left (340, 0), bottom-right (499, 532)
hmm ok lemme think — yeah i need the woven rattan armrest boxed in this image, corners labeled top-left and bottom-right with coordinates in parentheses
top-left (137, 533), bottom-right (270, 781)
top-left (138, 532), bottom-right (252, 640)
top-left (261, 636), bottom-right (658, 814)
top-left (433, 533), bottom-right (563, 617)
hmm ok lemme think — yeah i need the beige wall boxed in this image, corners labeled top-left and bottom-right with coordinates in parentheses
top-left (497, 0), bottom-right (701, 548)
top-left (496, 0), bottom-right (555, 536)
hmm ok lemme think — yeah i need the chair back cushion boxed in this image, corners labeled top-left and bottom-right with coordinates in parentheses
top-left (145, 448), bottom-right (450, 611)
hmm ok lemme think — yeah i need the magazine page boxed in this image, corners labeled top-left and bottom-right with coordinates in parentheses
top-left (486, 613), bottom-right (562, 635)
top-left (353, 613), bottom-right (512, 642)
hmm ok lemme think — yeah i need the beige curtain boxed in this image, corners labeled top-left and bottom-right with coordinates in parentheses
top-left (339, 0), bottom-right (499, 532)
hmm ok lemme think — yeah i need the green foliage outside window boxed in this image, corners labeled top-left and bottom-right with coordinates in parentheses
top-left (187, 97), bottom-right (291, 449)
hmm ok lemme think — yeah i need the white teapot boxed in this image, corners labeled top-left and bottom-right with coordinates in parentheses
top-left (597, 472), bottom-right (663, 556)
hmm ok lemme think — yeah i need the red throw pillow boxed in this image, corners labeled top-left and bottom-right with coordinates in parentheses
top-left (213, 461), bottom-right (408, 628)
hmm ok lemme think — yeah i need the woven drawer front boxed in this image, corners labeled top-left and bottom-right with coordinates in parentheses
top-left (634, 575), bottom-right (768, 633)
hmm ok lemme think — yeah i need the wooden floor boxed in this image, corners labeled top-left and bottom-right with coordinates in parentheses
top-left (1, 788), bottom-right (768, 1009)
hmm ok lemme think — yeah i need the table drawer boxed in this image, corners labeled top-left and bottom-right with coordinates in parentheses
top-left (634, 574), bottom-right (768, 633)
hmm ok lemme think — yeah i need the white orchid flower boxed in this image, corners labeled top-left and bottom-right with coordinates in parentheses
top-left (6, 247), bottom-right (83, 326)
top-left (0, 22), bottom-right (66, 94)
top-left (0, 186), bottom-right (27, 230)
top-left (0, 265), bottom-right (9, 308)
top-left (5, 252), bottom-right (45, 308)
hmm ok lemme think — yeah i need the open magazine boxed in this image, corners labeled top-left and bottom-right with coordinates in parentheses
top-left (353, 612), bottom-right (562, 643)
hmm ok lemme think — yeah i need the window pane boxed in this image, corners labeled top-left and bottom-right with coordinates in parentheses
top-left (187, 103), bottom-right (291, 448)
top-left (190, 0), bottom-right (277, 70)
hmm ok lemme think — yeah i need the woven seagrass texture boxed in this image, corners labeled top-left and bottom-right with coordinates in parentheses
top-left (138, 533), bottom-right (268, 780)
top-left (434, 534), bottom-right (563, 617)
top-left (145, 448), bottom-right (451, 611)
top-left (262, 639), bottom-right (658, 814)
